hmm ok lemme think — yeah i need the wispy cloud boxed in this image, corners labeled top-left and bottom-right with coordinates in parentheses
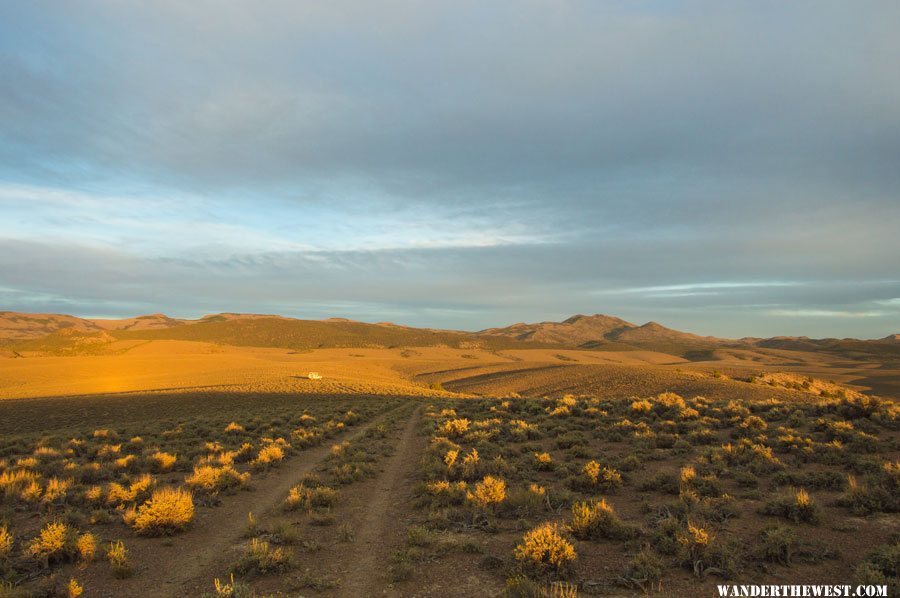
top-left (766, 309), bottom-right (891, 319)
top-left (594, 282), bottom-right (804, 297)
top-left (0, 183), bottom-right (548, 257)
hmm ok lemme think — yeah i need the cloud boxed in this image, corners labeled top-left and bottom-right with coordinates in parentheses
top-left (0, 2), bottom-right (898, 337)
top-left (766, 309), bottom-right (892, 319)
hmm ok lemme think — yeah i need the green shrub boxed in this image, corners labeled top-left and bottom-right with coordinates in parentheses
top-left (567, 499), bottom-right (639, 541)
top-left (622, 548), bottom-right (664, 592)
top-left (760, 489), bottom-right (820, 525)
top-left (853, 541), bottom-right (899, 596)
top-left (234, 538), bottom-right (292, 574)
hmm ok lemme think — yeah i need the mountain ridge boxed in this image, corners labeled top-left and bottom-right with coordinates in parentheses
top-left (1, 311), bottom-right (897, 356)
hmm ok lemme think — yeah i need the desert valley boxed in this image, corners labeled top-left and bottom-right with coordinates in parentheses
top-left (2, 3), bottom-right (899, 596)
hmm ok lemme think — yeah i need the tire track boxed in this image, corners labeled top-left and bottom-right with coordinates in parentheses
top-left (81, 401), bottom-right (411, 597)
top-left (337, 405), bottom-right (424, 597)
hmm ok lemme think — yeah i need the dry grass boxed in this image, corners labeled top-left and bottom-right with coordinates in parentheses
top-left (235, 538), bottom-right (292, 574)
top-left (106, 540), bottom-right (132, 578)
top-left (0, 525), bottom-right (13, 560)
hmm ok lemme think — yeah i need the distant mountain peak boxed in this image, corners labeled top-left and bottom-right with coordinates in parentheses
top-left (478, 313), bottom-right (637, 346)
top-left (563, 313), bottom-right (628, 324)
top-left (562, 314), bottom-right (585, 324)
top-left (478, 313), bottom-right (724, 348)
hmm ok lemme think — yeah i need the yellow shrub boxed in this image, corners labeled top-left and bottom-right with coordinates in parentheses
top-left (444, 449), bottom-right (459, 469)
top-left (529, 483), bottom-right (546, 497)
top-left (438, 418), bottom-right (470, 437)
top-left (425, 480), bottom-right (468, 506)
top-left (657, 392), bottom-right (687, 411)
top-left (583, 460), bottom-right (601, 483)
top-left (558, 395), bottom-right (577, 408)
top-left (106, 540), bottom-right (132, 578)
top-left (330, 441), bottom-right (349, 457)
top-left (677, 520), bottom-right (711, 572)
top-left (34, 446), bottom-right (60, 459)
top-left (680, 407), bottom-right (700, 419)
top-left (151, 451), bottom-right (178, 472)
top-left (106, 474), bottom-right (154, 506)
top-left (631, 400), bottom-right (653, 413)
top-left (461, 448), bottom-right (480, 478)
top-left (43, 477), bottom-right (72, 503)
top-left (185, 465), bottom-right (250, 494)
top-left (97, 443), bottom-right (121, 458)
top-left (76, 532), bottom-right (97, 562)
top-left (0, 469), bottom-right (40, 498)
top-left (213, 574), bottom-right (242, 597)
top-left (466, 475), bottom-right (507, 508)
top-left (718, 440), bottom-right (783, 472)
top-left (534, 452), bottom-right (554, 470)
top-left (126, 487), bottom-right (194, 535)
top-left (237, 538), bottom-right (292, 573)
top-left (0, 525), bottom-right (13, 559)
top-left (224, 421), bottom-right (245, 433)
top-left (67, 578), bottom-right (84, 598)
top-left (284, 483), bottom-right (339, 511)
top-left (292, 428), bottom-right (324, 447)
top-left (581, 461), bottom-right (622, 490)
top-left (514, 522), bottom-right (576, 574)
top-left (84, 485), bottom-right (103, 504)
top-left (473, 418), bottom-right (502, 430)
top-left (21, 480), bottom-right (43, 502)
top-left (252, 444), bottom-right (285, 468)
top-left (677, 520), bottom-right (711, 571)
top-left (568, 499), bottom-right (637, 540)
top-left (508, 419), bottom-right (539, 440)
top-left (106, 483), bottom-right (130, 505)
top-left (27, 521), bottom-right (76, 563)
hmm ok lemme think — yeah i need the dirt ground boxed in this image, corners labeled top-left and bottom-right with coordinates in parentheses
top-left (2, 340), bottom-right (898, 403)
top-left (0, 343), bottom-right (898, 597)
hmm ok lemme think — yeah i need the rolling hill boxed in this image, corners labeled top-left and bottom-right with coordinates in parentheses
top-left (478, 313), bottom-right (725, 354)
top-left (477, 313), bottom-right (635, 345)
top-left (0, 312), bottom-right (536, 353)
top-left (1, 310), bottom-right (897, 360)
top-left (0, 311), bottom-right (103, 340)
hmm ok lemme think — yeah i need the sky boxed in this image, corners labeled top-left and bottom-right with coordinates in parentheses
top-left (1, 1), bottom-right (898, 338)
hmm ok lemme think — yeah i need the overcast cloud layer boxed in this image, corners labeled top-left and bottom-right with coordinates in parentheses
top-left (1, 1), bottom-right (898, 338)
